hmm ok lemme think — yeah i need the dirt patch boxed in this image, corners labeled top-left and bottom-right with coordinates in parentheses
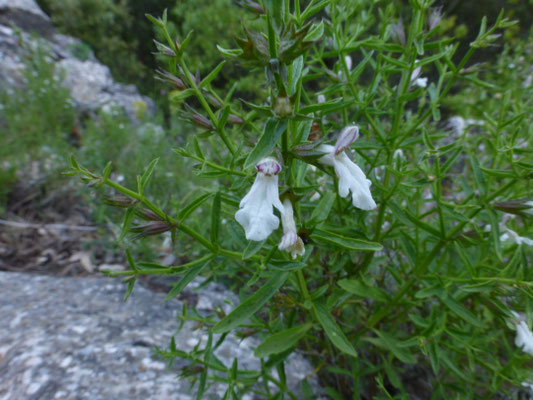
top-left (0, 181), bottom-right (123, 276)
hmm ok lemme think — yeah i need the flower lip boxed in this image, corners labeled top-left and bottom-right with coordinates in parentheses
top-left (334, 125), bottom-right (359, 155)
top-left (256, 157), bottom-right (282, 176)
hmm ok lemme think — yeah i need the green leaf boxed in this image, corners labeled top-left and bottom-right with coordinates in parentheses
top-left (312, 302), bottom-right (357, 357)
top-left (165, 259), bottom-right (211, 300)
top-left (244, 118), bottom-right (288, 170)
top-left (304, 21), bottom-right (324, 42)
top-left (254, 323), bottom-right (313, 358)
top-left (213, 272), bottom-right (289, 334)
top-left (289, 56), bottom-right (304, 96)
top-left (200, 60), bottom-right (226, 88)
top-left (469, 154), bottom-right (486, 197)
top-left (311, 228), bottom-right (382, 252)
top-left (123, 277), bottom-right (136, 301)
top-left (338, 279), bottom-right (389, 302)
top-left (299, 99), bottom-right (353, 115)
top-left (243, 240), bottom-right (265, 259)
top-left (145, 13), bottom-right (163, 27)
top-left (102, 161), bottom-right (112, 180)
top-left (70, 154), bottom-right (79, 170)
top-left (178, 193), bottom-right (212, 222)
top-left (438, 293), bottom-right (484, 328)
top-left (307, 192), bottom-right (335, 226)
top-left (300, 0), bottom-right (329, 22)
top-left (139, 158), bottom-right (159, 194)
top-left (264, 0), bottom-right (283, 31)
top-left (169, 88), bottom-right (196, 103)
top-left (120, 207), bottom-right (136, 241)
top-left (210, 192), bottom-right (221, 245)
top-left (267, 260), bottom-right (307, 271)
top-left (368, 330), bottom-right (417, 364)
top-left (216, 45), bottom-right (243, 57)
top-left (487, 209), bottom-right (502, 261)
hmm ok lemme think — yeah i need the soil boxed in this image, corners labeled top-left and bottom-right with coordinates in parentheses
top-left (0, 180), bottom-right (123, 276)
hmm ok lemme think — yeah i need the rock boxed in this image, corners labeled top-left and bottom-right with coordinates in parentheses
top-left (0, 0), bottom-right (155, 121)
top-left (0, 0), bottom-right (49, 19)
top-left (0, 272), bottom-right (320, 399)
top-left (0, 0), bottom-right (52, 37)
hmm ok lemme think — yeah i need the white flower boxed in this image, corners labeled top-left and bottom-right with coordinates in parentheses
top-left (500, 228), bottom-right (533, 246)
top-left (512, 312), bottom-right (533, 356)
top-left (317, 126), bottom-right (377, 210)
top-left (317, 94), bottom-right (326, 104)
top-left (345, 55), bottom-right (352, 71)
top-left (278, 198), bottom-right (305, 259)
top-left (525, 200), bottom-right (533, 216)
top-left (235, 158), bottom-right (284, 241)
top-left (410, 61), bottom-right (427, 88)
top-left (428, 6), bottom-right (443, 30)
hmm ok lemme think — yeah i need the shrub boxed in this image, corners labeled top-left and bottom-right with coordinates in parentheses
top-left (71, 0), bottom-right (533, 398)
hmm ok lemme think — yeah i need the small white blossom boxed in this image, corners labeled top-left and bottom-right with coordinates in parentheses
top-left (345, 55), bottom-right (352, 71)
top-left (235, 158), bottom-right (284, 241)
top-left (410, 63), bottom-right (428, 88)
top-left (278, 198), bottom-right (305, 259)
top-left (512, 312), bottom-right (533, 356)
top-left (428, 6), bottom-right (443, 30)
top-left (524, 201), bottom-right (533, 216)
top-left (317, 126), bottom-right (377, 210)
top-left (390, 18), bottom-right (406, 45)
top-left (317, 94), bottom-right (326, 104)
top-left (500, 228), bottom-right (533, 246)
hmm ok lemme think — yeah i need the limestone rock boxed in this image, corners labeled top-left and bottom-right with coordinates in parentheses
top-left (0, 0), bottom-right (155, 120)
top-left (0, 272), bottom-right (320, 399)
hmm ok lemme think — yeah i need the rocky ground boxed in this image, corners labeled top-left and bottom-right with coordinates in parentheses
top-left (0, 271), bottom-right (318, 400)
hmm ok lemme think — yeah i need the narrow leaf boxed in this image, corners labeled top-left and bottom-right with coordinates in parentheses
top-left (244, 118), bottom-right (288, 170)
top-left (312, 302), bottom-right (357, 357)
top-left (254, 323), bottom-right (313, 358)
top-left (213, 272), bottom-right (289, 334)
top-left (200, 60), bottom-right (226, 88)
top-left (210, 192), bottom-right (221, 245)
top-left (165, 259), bottom-right (211, 300)
top-left (311, 228), bottom-right (382, 251)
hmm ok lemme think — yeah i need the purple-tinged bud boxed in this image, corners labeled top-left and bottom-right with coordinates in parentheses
top-left (256, 157), bottom-right (282, 176)
top-left (390, 18), bottom-right (406, 46)
top-left (494, 200), bottom-right (533, 216)
top-left (155, 69), bottom-right (187, 90)
top-left (428, 6), bottom-right (443, 31)
top-left (227, 114), bottom-right (244, 124)
top-left (103, 196), bottom-right (139, 208)
top-left (135, 208), bottom-right (164, 221)
top-left (205, 93), bottom-right (222, 108)
top-left (130, 221), bottom-right (177, 240)
top-left (153, 40), bottom-right (176, 57)
top-left (334, 125), bottom-right (359, 155)
top-left (185, 107), bottom-right (215, 130)
top-left (240, 0), bottom-right (265, 14)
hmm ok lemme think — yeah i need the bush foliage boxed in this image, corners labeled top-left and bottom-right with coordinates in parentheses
top-left (68, 0), bottom-right (533, 398)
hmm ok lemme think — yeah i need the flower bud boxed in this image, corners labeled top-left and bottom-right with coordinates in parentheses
top-left (103, 195), bottom-right (138, 208)
top-left (428, 6), bottom-right (443, 30)
top-left (494, 200), bottom-right (533, 216)
top-left (273, 96), bottom-right (293, 118)
top-left (130, 221), bottom-right (177, 240)
top-left (227, 114), bottom-right (244, 124)
top-left (390, 18), bottom-right (406, 46)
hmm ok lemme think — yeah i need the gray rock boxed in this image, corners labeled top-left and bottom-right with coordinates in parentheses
top-left (0, 272), bottom-right (319, 399)
top-left (0, 0), bottom-right (49, 19)
top-left (0, 0), bottom-right (155, 121)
